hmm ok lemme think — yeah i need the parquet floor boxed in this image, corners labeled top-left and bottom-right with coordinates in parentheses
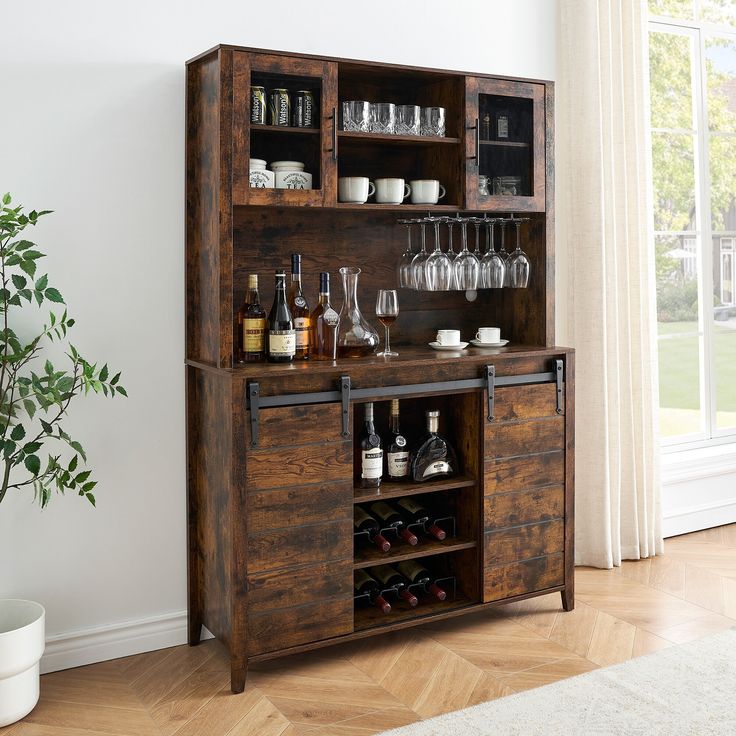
top-left (3, 524), bottom-right (736, 736)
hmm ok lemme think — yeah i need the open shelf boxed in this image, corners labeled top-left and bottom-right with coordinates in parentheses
top-left (339, 131), bottom-right (460, 145)
top-left (354, 588), bottom-right (475, 631)
top-left (334, 202), bottom-right (460, 212)
top-left (353, 536), bottom-right (477, 569)
top-left (252, 123), bottom-right (320, 135)
top-left (353, 475), bottom-right (476, 504)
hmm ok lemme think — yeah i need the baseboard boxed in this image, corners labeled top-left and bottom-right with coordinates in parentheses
top-left (662, 496), bottom-right (736, 538)
top-left (41, 610), bottom-right (213, 674)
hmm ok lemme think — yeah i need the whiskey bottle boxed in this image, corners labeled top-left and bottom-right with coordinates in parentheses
top-left (354, 506), bottom-right (391, 552)
top-left (384, 399), bottom-right (409, 481)
top-left (309, 271), bottom-right (339, 360)
top-left (354, 570), bottom-right (391, 614)
top-left (395, 497), bottom-right (447, 541)
top-left (368, 500), bottom-right (418, 546)
top-left (359, 403), bottom-right (383, 489)
top-left (287, 253), bottom-right (310, 360)
top-left (267, 272), bottom-right (296, 363)
top-left (410, 410), bottom-right (458, 482)
top-left (369, 565), bottom-right (418, 607)
top-left (396, 560), bottom-right (447, 601)
top-left (237, 274), bottom-right (266, 362)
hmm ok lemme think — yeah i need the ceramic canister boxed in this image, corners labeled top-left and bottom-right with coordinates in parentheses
top-left (249, 159), bottom-right (274, 189)
top-left (271, 161), bottom-right (312, 190)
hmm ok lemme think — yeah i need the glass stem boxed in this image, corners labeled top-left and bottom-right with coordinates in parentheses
top-left (384, 325), bottom-right (391, 353)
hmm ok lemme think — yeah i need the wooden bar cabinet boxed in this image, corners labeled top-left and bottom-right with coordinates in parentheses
top-left (185, 45), bottom-right (574, 693)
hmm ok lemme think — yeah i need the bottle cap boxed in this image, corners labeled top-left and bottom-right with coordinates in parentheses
top-left (291, 253), bottom-right (301, 274)
top-left (319, 272), bottom-right (329, 292)
top-left (426, 410), bottom-right (440, 418)
top-left (390, 399), bottom-right (399, 413)
top-left (247, 274), bottom-right (258, 288)
top-left (365, 402), bottom-right (374, 420)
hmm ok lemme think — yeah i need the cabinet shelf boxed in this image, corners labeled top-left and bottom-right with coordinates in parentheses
top-left (334, 202), bottom-right (460, 212)
top-left (353, 474), bottom-right (476, 504)
top-left (251, 123), bottom-right (320, 135)
top-left (338, 131), bottom-right (460, 146)
top-left (354, 588), bottom-right (475, 631)
top-left (353, 536), bottom-right (477, 569)
top-left (479, 140), bottom-right (530, 148)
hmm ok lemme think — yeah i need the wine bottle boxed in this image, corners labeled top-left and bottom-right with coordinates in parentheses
top-left (384, 399), bottom-right (409, 481)
top-left (309, 271), bottom-right (339, 360)
top-left (267, 272), bottom-right (296, 363)
top-left (369, 565), bottom-right (418, 607)
top-left (354, 570), bottom-right (391, 614)
top-left (287, 254), bottom-right (310, 360)
top-left (410, 410), bottom-right (458, 482)
top-left (368, 500), bottom-right (418, 546)
top-left (236, 274), bottom-right (266, 362)
top-left (396, 560), bottom-right (447, 601)
top-left (395, 497), bottom-right (447, 541)
top-left (354, 506), bottom-right (391, 552)
top-left (359, 403), bottom-right (383, 489)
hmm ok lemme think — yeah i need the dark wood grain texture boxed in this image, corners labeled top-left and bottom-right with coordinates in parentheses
top-left (486, 383), bottom-right (561, 422)
top-left (244, 403), bottom-right (349, 448)
top-left (484, 520), bottom-right (564, 566)
top-left (563, 351), bottom-right (575, 611)
top-left (484, 416), bottom-right (565, 458)
top-left (484, 451), bottom-right (564, 494)
top-left (484, 485), bottom-right (564, 529)
top-left (484, 553), bottom-right (564, 602)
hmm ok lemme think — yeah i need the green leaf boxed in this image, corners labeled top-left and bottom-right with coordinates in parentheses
top-left (110, 371), bottom-right (121, 386)
top-left (35, 274), bottom-right (48, 290)
top-left (23, 441), bottom-right (42, 453)
top-left (14, 240), bottom-right (34, 251)
top-left (23, 399), bottom-right (36, 418)
top-left (11, 274), bottom-right (26, 290)
top-left (19, 259), bottom-right (36, 278)
top-left (116, 385), bottom-right (128, 397)
top-left (11, 423), bottom-right (25, 441)
top-left (2, 193), bottom-right (10, 205)
top-left (25, 454), bottom-right (41, 475)
top-left (23, 250), bottom-right (44, 260)
top-left (70, 440), bottom-right (87, 462)
top-left (3, 440), bottom-right (15, 458)
top-left (99, 364), bottom-right (109, 382)
top-left (40, 419), bottom-right (53, 433)
top-left (86, 493), bottom-right (96, 507)
top-left (44, 359), bottom-right (53, 375)
top-left (75, 470), bottom-right (92, 483)
top-left (68, 454), bottom-right (78, 472)
top-left (82, 481), bottom-right (97, 492)
top-left (44, 288), bottom-right (64, 303)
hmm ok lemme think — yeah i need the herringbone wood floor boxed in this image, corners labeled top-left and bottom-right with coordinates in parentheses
top-left (3, 525), bottom-right (736, 736)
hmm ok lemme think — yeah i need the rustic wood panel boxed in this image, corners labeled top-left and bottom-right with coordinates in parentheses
top-left (248, 519), bottom-right (353, 573)
top-left (484, 553), bottom-right (564, 602)
top-left (246, 441), bottom-right (352, 490)
top-left (485, 416), bottom-right (565, 458)
top-left (484, 484), bottom-right (564, 529)
top-left (244, 403), bottom-right (350, 448)
top-left (247, 598), bottom-right (353, 655)
top-left (488, 383), bottom-right (561, 423)
top-left (484, 520), bottom-right (564, 566)
top-left (248, 481), bottom-right (352, 533)
top-left (563, 351), bottom-right (575, 611)
top-left (247, 560), bottom-right (352, 611)
top-left (485, 451), bottom-right (564, 494)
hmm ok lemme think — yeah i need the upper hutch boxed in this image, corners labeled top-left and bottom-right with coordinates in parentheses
top-left (185, 45), bottom-right (573, 694)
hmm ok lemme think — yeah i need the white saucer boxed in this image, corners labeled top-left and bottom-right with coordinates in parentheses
top-left (470, 338), bottom-right (509, 348)
top-left (429, 341), bottom-right (469, 351)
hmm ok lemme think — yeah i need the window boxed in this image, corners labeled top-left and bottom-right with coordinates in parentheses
top-left (648, 1), bottom-right (736, 445)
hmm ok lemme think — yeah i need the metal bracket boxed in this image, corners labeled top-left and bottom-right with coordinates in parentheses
top-left (248, 382), bottom-right (260, 447)
top-left (484, 364), bottom-right (495, 422)
top-left (555, 360), bottom-right (564, 414)
top-left (340, 375), bottom-right (351, 437)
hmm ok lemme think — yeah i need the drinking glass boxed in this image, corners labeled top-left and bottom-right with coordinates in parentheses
top-left (376, 289), bottom-right (399, 357)
top-left (420, 106), bottom-right (446, 136)
top-left (342, 100), bottom-right (370, 132)
top-left (396, 220), bottom-right (416, 289)
top-left (395, 105), bottom-right (420, 135)
top-left (507, 218), bottom-right (531, 288)
top-left (410, 220), bottom-right (430, 290)
top-left (424, 218), bottom-right (453, 291)
top-left (370, 103), bottom-right (396, 134)
top-left (480, 219), bottom-right (505, 288)
top-left (497, 219), bottom-right (511, 286)
top-left (452, 218), bottom-right (479, 290)
top-left (471, 218), bottom-right (483, 257)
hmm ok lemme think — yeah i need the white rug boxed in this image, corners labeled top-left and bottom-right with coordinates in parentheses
top-left (379, 628), bottom-right (736, 736)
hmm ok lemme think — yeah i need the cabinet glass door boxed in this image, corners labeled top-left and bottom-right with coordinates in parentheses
top-left (232, 52), bottom-right (337, 206)
top-left (465, 78), bottom-right (546, 211)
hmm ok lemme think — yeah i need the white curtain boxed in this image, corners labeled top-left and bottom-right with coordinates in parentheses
top-left (557, 0), bottom-right (664, 567)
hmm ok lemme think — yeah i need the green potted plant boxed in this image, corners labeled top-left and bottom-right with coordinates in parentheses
top-left (0, 194), bottom-right (125, 726)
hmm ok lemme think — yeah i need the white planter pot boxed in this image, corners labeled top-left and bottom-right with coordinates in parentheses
top-left (0, 600), bottom-right (45, 727)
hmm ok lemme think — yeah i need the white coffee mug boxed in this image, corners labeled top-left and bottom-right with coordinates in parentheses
top-left (374, 178), bottom-right (411, 205)
top-left (476, 327), bottom-right (501, 343)
top-left (436, 329), bottom-right (461, 346)
top-left (410, 180), bottom-right (446, 205)
top-left (338, 176), bottom-right (376, 204)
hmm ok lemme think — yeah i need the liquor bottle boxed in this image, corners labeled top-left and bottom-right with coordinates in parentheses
top-left (309, 271), bottom-right (339, 360)
top-left (369, 565), bottom-right (418, 607)
top-left (267, 272), bottom-right (296, 363)
top-left (481, 112), bottom-right (491, 140)
top-left (368, 500), bottom-right (418, 546)
top-left (354, 570), bottom-right (391, 614)
top-left (237, 274), bottom-right (266, 363)
top-left (410, 410), bottom-right (458, 482)
top-left (359, 403), bottom-right (383, 489)
top-left (354, 506), bottom-right (391, 553)
top-left (384, 399), bottom-right (409, 481)
top-left (396, 560), bottom-right (447, 601)
top-left (495, 108), bottom-right (511, 140)
top-left (395, 497), bottom-right (447, 541)
top-left (287, 254), bottom-right (310, 360)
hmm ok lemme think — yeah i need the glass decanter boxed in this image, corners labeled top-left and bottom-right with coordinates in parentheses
top-left (337, 266), bottom-right (379, 358)
top-left (410, 410), bottom-right (459, 482)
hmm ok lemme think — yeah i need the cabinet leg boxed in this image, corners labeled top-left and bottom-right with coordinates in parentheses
top-left (188, 614), bottom-right (202, 646)
top-left (231, 658), bottom-right (247, 694)
top-left (561, 588), bottom-right (574, 612)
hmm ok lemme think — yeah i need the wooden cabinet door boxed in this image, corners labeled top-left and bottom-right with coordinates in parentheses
top-left (244, 403), bottom-right (353, 655)
top-left (464, 77), bottom-right (546, 212)
top-left (232, 52), bottom-right (338, 207)
top-left (482, 383), bottom-right (566, 602)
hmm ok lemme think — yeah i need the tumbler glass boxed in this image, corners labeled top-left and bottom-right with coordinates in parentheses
top-left (342, 100), bottom-right (370, 132)
top-left (420, 106), bottom-right (446, 136)
top-left (395, 105), bottom-right (420, 135)
top-left (369, 103), bottom-right (396, 134)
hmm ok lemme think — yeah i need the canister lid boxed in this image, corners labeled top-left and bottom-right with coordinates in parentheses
top-left (249, 158), bottom-right (267, 169)
top-left (270, 160), bottom-right (305, 171)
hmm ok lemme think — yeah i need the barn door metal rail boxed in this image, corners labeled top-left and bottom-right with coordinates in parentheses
top-left (246, 360), bottom-right (564, 447)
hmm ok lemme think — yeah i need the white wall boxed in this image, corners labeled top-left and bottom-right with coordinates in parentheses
top-left (0, 0), bottom-right (558, 670)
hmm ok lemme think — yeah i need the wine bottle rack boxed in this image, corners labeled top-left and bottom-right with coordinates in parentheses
top-left (353, 474), bottom-right (476, 504)
top-left (354, 537), bottom-right (477, 569)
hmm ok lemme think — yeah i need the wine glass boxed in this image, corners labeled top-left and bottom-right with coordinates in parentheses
top-left (452, 217), bottom-right (479, 290)
top-left (444, 217), bottom-right (457, 263)
top-left (376, 289), bottom-right (399, 357)
top-left (424, 217), bottom-right (453, 290)
top-left (480, 218), bottom-right (506, 288)
top-left (410, 220), bottom-right (430, 290)
top-left (507, 217), bottom-right (531, 288)
top-left (497, 219), bottom-right (511, 287)
top-left (396, 220), bottom-right (415, 289)
top-left (471, 217), bottom-right (483, 258)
